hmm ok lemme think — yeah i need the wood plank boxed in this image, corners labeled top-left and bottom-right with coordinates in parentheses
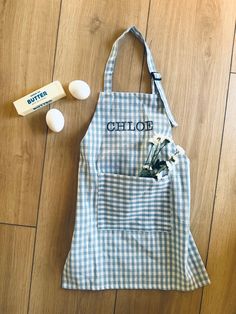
top-left (0, 224), bottom-right (35, 314)
top-left (231, 29), bottom-right (236, 72)
top-left (200, 74), bottom-right (236, 314)
top-left (28, 0), bottom-right (150, 313)
top-left (115, 0), bottom-right (236, 313)
top-left (0, 0), bottom-right (61, 225)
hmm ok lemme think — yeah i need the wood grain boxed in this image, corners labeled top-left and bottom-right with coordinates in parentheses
top-left (200, 74), bottom-right (236, 314)
top-left (147, 0), bottom-right (235, 252)
top-left (0, 224), bottom-right (35, 314)
top-left (115, 0), bottom-right (236, 313)
top-left (28, 0), bottom-right (150, 313)
top-left (0, 0), bottom-right (61, 225)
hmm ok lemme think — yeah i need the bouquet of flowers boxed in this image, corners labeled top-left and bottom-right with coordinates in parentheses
top-left (139, 134), bottom-right (185, 180)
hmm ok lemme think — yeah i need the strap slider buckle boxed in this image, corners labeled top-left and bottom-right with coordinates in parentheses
top-left (151, 72), bottom-right (162, 81)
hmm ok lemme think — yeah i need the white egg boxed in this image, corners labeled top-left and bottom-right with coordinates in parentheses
top-left (46, 108), bottom-right (64, 133)
top-left (69, 80), bottom-right (91, 100)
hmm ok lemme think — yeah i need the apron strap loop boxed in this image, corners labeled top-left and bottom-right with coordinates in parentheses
top-left (151, 72), bottom-right (162, 81)
top-left (104, 26), bottom-right (178, 127)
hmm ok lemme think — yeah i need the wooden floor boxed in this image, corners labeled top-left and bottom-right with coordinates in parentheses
top-left (0, 0), bottom-right (236, 313)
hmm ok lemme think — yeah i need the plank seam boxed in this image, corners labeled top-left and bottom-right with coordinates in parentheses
top-left (198, 20), bottom-right (236, 314)
top-left (139, 0), bottom-right (152, 93)
top-left (230, 22), bottom-right (236, 73)
top-left (26, 0), bottom-right (64, 313)
top-left (0, 222), bottom-right (36, 229)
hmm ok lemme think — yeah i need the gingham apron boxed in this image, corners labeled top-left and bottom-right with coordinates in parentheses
top-left (62, 26), bottom-right (210, 290)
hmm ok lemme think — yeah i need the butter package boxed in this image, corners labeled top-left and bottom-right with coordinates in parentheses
top-left (13, 81), bottom-right (66, 116)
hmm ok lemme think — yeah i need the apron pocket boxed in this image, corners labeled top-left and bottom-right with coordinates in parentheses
top-left (97, 172), bottom-right (172, 232)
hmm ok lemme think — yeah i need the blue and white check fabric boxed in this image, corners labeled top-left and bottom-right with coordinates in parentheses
top-left (62, 26), bottom-right (210, 290)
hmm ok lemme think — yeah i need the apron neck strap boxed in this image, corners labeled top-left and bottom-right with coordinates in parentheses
top-left (104, 26), bottom-right (178, 127)
top-left (104, 26), bottom-right (157, 92)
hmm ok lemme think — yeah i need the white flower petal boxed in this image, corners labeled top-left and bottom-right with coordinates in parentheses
top-left (176, 145), bottom-right (185, 155)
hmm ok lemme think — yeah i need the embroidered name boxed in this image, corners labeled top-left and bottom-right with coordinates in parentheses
top-left (106, 121), bottom-right (153, 132)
